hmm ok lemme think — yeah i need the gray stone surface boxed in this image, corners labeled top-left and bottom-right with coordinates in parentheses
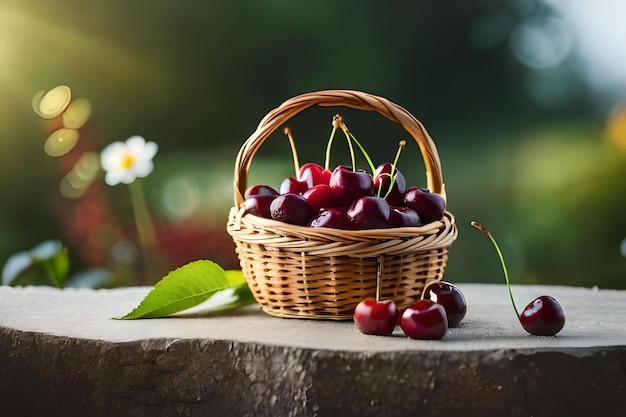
top-left (1, 283), bottom-right (625, 417)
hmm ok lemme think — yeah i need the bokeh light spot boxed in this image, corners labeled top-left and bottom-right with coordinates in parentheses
top-left (44, 128), bottom-right (79, 157)
top-left (511, 16), bottom-right (572, 69)
top-left (74, 151), bottom-right (100, 181)
top-left (162, 176), bottom-right (201, 219)
top-left (59, 176), bottom-right (80, 199)
top-left (37, 85), bottom-right (72, 119)
top-left (606, 104), bottom-right (626, 151)
top-left (31, 90), bottom-right (47, 118)
top-left (111, 240), bottom-right (138, 265)
top-left (63, 98), bottom-right (92, 129)
top-left (59, 152), bottom-right (100, 199)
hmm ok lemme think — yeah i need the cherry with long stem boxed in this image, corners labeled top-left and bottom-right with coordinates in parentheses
top-left (471, 221), bottom-right (565, 336)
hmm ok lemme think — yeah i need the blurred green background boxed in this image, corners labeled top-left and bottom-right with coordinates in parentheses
top-left (1, 0), bottom-right (625, 288)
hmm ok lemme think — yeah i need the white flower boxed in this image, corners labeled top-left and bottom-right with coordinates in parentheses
top-left (100, 135), bottom-right (158, 186)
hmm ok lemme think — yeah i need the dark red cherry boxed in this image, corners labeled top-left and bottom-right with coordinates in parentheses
top-left (353, 298), bottom-right (398, 336)
top-left (403, 187), bottom-right (446, 224)
top-left (519, 295), bottom-right (565, 336)
top-left (279, 177), bottom-right (309, 195)
top-left (310, 207), bottom-right (352, 229)
top-left (347, 196), bottom-right (391, 229)
top-left (400, 299), bottom-right (448, 340)
top-left (373, 163), bottom-right (406, 206)
top-left (243, 184), bottom-right (280, 199)
top-left (302, 184), bottom-right (337, 212)
top-left (299, 163), bottom-right (332, 187)
top-left (329, 166), bottom-right (373, 207)
top-left (270, 193), bottom-right (313, 225)
top-left (243, 195), bottom-right (276, 218)
top-left (425, 281), bottom-right (467, 327)
top-left (388, 206), bottom-right (420, 228)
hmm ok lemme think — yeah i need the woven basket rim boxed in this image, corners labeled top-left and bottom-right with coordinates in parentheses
top-left (228, 205), bottom-right (456, 240)
top-left (227, 207), bottom-right (457, 258)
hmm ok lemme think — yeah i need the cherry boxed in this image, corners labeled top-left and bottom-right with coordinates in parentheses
top-left (270, 193), bottom-right (313, 225)
top-left (472, 221), bottom-right (565, 336)
top-left (373, 162), bottom-right (407, 206)
top-left (353, 299), bottom-right (398, 336)
top-left (403, 187), bottom-right (446, 224)
top-left (347, 196), bottom-right (391, 229)
top-left (299, 163), bottom-right (331, 187)
top-left (302, 184), bottom-right (337, 213)
top-left (354, 255), bottom-right (398, 336)
top-left (520, 295), bottom-right (566, 336)
top-left (400, 299), bottom-right (448, 340)
top-left (279, 177), bottom-right (309, 195)
top-left (329, 166), bottom-right (373, 207)
top-left (310, 207), bottom-right (352, 229)
top-left (243, 195), bottom-right (276, 218)
top-left (425, 281), bottom-right (467, 327)
top-left (243, 184), bottom-right (279, 200)
top-left (387, 206), bottom-right (420, 228)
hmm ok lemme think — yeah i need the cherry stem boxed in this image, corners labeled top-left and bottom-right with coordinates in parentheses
top-left (471, 221), bottom-right (520, 317)
top-left (333, 114), bottom-right (376, 173)
top-left (376, 255), bottom-right (384, 302)
top-left (324, 122), bottom-right (338, 171)
top-left (332, 115), bottom-right (356, 171)
top-left (382, 140), bottom-right (406, 199)
top-left (283, 127), bottom-right (301, 179)
top-left (392, 140), bottom-right (406, 172)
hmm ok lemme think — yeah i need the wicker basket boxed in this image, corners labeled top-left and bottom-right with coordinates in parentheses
top-left (226, 90), bottom-right (457, 320)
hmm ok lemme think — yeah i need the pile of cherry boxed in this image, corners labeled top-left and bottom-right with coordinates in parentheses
top-left (354, 281), bottom-right (468, 340)
top-left (243, 161), bottom-right (445, 230)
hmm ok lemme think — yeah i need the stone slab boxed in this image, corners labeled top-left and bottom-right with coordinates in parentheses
top-left (1, 284), bottom-right (625, 417)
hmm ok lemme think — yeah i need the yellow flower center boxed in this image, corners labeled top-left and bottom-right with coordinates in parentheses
top-left (120, 153), bottom-right (136, 169)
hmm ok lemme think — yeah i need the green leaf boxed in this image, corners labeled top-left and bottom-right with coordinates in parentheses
top-left (119, 260), bottom-right (251, 319)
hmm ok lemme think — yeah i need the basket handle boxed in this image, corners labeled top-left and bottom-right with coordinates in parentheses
top-left (233, 90), bottom-right (446, 206)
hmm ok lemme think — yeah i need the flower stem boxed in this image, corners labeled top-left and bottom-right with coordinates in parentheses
top-left (128, 179), bottom-right (156, 277)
